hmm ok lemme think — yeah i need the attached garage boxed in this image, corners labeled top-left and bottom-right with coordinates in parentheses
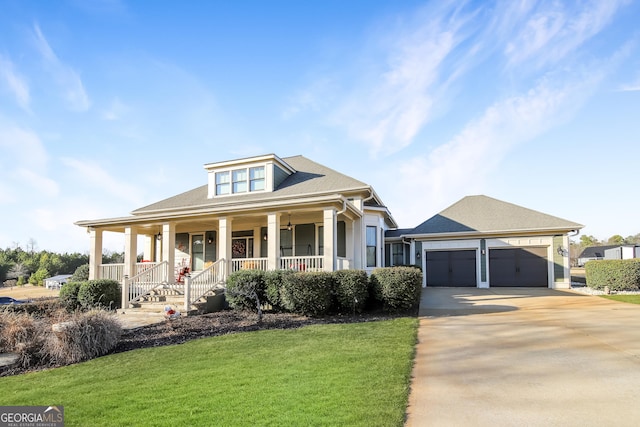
top-left (426, 250), bottom-right (477, 287)
top-left (489, 247), bottom-right (548, 287)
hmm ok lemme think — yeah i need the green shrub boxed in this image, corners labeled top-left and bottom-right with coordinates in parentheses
top-left (333, 270), bottom-right (369, 314)
top-left (281, 272), bottom-right (334, 316)
top-left (44, 310), bottom-right (122, 365)
top-left (77, 279), bottom-right (121, 310)
top-left (59, 281), bottom-right (84, 311)
top-left (370, 267), bottom-right (422, 313)
top-left (71, 264), bottom-right (90, 282)
top-left (225, 270), bottom-right (267, 311)
top-left (264, 269), bottom-right (292, 311)
top-left (585, 259), bottom-right (640, 292)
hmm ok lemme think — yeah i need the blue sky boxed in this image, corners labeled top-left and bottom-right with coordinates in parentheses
top-left (1, 0), bottom-right (639, 254)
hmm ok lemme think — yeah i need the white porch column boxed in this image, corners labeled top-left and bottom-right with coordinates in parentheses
top-left (124, 227), bottom-right (138, 278)
top-left (88, 228), bottom-right (103, 280)
top-left (345, 219), bottom-right (354, 270)
top-left (219, 217), bottom-right (232, 267)
top-left (352, 218), bottom-right (363, 269)
top-left (267, 212), bottom-right (280, 270)
top-left (162, 223), bottom-right (176, 283)
top-left (142, 235), bottom-right (154, 262)
top-left (323, 208), bottom-right (337, 272)
top-left (409, 240), bottom-right (416, 265)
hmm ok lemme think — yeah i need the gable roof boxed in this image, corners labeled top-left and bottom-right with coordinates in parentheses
top-left (577, 245), bottom-right (619, 259)
top-left (409, 195), bottom-right (583, 237)
top-left (132, 155), bottom-right (372, 215)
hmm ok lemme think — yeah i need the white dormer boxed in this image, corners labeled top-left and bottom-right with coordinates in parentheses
top-left (204, 154), bottom-right (296, 199)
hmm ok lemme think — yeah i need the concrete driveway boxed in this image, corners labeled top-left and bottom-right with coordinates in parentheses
top-left (405, 288), bottom-right (640, 426)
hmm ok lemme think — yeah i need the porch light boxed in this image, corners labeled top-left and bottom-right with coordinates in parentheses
top-left (157, 233), bottom-right (162, 241)
top-left (263, 233), bottom-right (268, 241)
top-left (208, 235), bottom-right (214, 244)
top-left (287, 214), bottom-right (292, 231)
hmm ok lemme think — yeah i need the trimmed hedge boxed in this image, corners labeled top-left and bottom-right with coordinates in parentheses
top-left (585, 259), bottom-right (640, 292)
top-left (77, 279), bottom-right (121, 309)
top-left (59, 281), bottom-right (84, 311)
top-left (333, 270), bottom-right (369, 314)
top-left (371, 266), bottom-right (422, 313)
top-left (281, 272), bottom-right (334, 316)
top-left (264, 269), bottom-right (293, 311)
top-left (225, 270), bottom-right (267, 311)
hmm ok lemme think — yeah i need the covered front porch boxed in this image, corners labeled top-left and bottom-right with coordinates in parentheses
top-left (84, 204), bottom-right (363, 310)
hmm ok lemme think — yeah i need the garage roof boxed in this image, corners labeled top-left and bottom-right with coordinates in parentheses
top-left (410, 195), bottom-right (583, 236)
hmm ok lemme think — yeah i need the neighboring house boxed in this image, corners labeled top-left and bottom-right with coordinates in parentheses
top-left (44, 274), bottom-right (72, 289)
top-left (577, 245), bottom-right (618, 267)
top-left (76, 155), bottom-right (584, 309)
top-left (76, 154), bottom-right (397, 309)
top-left (604, 245), bottom-right (640, 261)
top-left (385, 195), bottom-right (583, 288)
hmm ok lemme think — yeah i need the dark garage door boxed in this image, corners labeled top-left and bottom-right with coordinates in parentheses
top-left (426, 250), bottom-right (477, 287)
top-left (489, 247), bottom-right (548, 287)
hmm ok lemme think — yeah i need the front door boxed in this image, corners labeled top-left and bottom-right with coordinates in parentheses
top-left (192, 234), bottom-right (204, 271)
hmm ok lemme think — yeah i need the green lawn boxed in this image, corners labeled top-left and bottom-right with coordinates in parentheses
top-left (601, 294), bottom-right (640, 305)
top-left (1, 318), bottom-right (418, 427)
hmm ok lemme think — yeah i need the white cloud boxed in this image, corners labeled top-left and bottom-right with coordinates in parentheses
top-left (330, 3), bottom-right (475, 157)
top-left (60, 157), bottom-right (141, 205)
top-left (16, 168), bottom-right (60, 197)
top-left (0, 123), bottom-right (48, 169)
top-left (0, 55), bottom-right (30, 111)
top-left (32, 23), bottom-right (91, 112)
top-left (382, 63), bottom-right (609, 228)
top-left (102, 97), bottom-right (131, 121)
top-left (505, 0), bottom-right (628, 68)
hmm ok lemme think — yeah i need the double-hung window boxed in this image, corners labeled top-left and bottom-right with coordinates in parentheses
top-left (249, 167), bottom-right (265, 191)
top-left (215, 172), bottom-right (230, 195)
top-left (217, 166), bottom-right (266, 195)
top-left (366, 226), bottom-right (377, 267)
top-left (232, 169), bottom-right (248, 193)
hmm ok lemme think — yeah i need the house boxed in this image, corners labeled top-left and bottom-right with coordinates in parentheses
top-left (44, 274), bottom-right (72, 289)
top-left (385, 196), bottom-right (583, 288)
top-left (75, 154), bottom-right (397, 310)
top-left (577, 245), bottom-right (618, 267)
top-left (604, 245), bottom-right (640, 261)
top-left (76, 155), bottom-right (583, 310)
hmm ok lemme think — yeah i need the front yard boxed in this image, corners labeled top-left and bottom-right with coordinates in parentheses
top-left (1, 317), bottom-right (418, 427)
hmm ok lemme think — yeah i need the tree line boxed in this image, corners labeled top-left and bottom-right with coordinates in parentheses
top-left (0, 241), bottom-right (124, 286)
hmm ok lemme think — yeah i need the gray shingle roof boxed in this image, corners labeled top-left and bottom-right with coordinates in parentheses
top-left (132, 155), bottom-right (369, 214)
top-left (410, 195), bottom-right (583, 235)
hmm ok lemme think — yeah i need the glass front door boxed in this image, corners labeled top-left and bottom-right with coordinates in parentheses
top-left (192, 234), bottom-right (204, 271)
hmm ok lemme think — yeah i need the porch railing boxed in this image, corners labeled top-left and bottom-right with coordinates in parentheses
top-left (230, 257), bottom-right (269, 273)
top-left (124, 261), bottom-right (169, 306)
top-left (280, 256), bottom-right (324, 271)
top-left (100, 263), bottom-right (124, 281)
top-left (185, 258), bottom-right (226, 310)
top-left (100, 262), bottom-right (161, 282)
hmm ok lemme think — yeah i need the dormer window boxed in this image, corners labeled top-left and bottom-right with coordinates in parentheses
top-left (215, 166), bottom-right (266, 196)
top-left (205, 154), bottom-right (295, 199)
top-left (250, 167), bottom-right (265, 191)
top-left (215, 172), bottom-right (230, 195)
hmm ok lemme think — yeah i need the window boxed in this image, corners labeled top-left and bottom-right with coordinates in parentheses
top-left (216, 172), bottom-right (230, 195)
top-left (250, 166), bottom-right (265, 191)
top-left (392, 243), bottom-right (404, 266)
top-left (216, 166), bottom-right (265, 195)
top-left (366, 226), bottom-right (377, 267)
top-left (232, 169), bottom-right (248, 193)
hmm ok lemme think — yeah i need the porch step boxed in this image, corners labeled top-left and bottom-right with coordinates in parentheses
top-left (139, 295), bottom-right (185, 303)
